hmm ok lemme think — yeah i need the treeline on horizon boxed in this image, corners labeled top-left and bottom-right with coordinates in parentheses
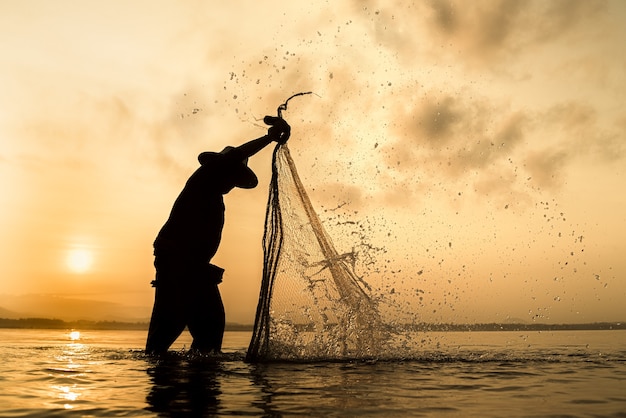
top-left (0, 318), bottom-right (253, 331)
top-left (0, 317), bottom-right (623, 331)
top-left (408, 322), bottom-right (625, 331)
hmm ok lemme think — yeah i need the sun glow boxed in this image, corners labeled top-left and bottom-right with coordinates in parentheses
top-left (66, 248), bottom-right (94, 274)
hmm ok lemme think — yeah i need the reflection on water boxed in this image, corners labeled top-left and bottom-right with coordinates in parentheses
top-left (50, 331), bottom-right (89, 409)
top-left (53, 384), bottom-right (80, 410)
top-left (146, 356), bottom-right (222, 416)
top-left (144, 353), bottom-right (287, 417)
top-left (48, 331), bottom-right (90, 411)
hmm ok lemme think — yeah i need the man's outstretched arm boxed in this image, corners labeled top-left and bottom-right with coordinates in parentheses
top-left (235, 116), bottom-right (291, 159)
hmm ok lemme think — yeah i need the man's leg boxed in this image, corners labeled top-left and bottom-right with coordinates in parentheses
top-left (146, 285), bottom-right (187, 354)
top-left (187, 282), bottom-right (225, 353)
top-left (146, 256), bottom-right (187, 354)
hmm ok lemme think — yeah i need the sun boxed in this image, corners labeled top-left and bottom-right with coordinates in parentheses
top-left (66, 248), bottom-right (94, 274)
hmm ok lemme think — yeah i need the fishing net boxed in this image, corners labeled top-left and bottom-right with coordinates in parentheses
top-left (246, 137), bottom-right (390, 362)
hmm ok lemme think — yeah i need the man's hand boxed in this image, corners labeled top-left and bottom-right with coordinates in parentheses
top-left (264, 116), bottom-right (291, 144)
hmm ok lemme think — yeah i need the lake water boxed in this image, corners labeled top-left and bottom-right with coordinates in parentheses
top-left (0, 328), bottom-right (624, 417)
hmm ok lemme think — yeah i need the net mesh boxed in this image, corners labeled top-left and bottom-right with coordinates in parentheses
top-left (246, 144), bottom-right (389, 362)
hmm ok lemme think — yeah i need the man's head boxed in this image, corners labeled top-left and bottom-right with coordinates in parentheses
top-left (218, 146), bottom-right (258, 189)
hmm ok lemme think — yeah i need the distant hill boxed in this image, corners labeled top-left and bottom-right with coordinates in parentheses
top-left (0, 306), bottom-right (20, 319)
top-left (0, 294), bottom-right (151, 322)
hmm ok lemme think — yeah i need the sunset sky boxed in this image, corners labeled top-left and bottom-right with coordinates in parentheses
top-left (1, 0), bottom-right (624, 324)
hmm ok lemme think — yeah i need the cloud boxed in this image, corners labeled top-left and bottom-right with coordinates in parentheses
top-left (428, 0), bottom-right (525, 52)
top-left (7, 0), bottom-right (618, 215)
top-left (194, 0), bottom-right (624, 219)
top-left (377, 90), bottom-right (625, 205)
top-left (534, 0), bottom-right (608, 41)
top-left (385, 91), bottom-right (527, 177)
top-left (532, 102), bottom-right (626, 164)
top-left (417, 97), bottom-right (463, 145)
top-left (523, 149), bottom-right (570, 189)
top-left (361, 0), bottom-right (608, 68)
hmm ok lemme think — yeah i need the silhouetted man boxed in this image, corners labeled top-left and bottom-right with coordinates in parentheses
top-left (146, 116), bottom-right (291, 355)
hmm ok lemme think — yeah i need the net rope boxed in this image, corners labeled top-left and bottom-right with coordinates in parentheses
top-left (246, 142), bottom-right (389, 362)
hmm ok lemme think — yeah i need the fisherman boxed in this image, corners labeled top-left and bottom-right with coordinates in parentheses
top-left (146, 116), bottom-right (291, 355)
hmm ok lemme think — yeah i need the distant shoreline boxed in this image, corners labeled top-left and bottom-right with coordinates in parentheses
top-left (406, 322), bottom-right (625, 332)
top-left (0, 318), bottom-right (253, 331)
top-left (0, 318), bottom-right (623, 331)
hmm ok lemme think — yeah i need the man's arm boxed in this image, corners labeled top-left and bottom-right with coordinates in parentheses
top-left (235, 116), bottom-right (291, 159)
top-left (234, 135), bottom-right (274, 159)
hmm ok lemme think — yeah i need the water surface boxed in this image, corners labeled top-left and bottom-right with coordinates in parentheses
top-left (1, 329), bottom-right (624, 417)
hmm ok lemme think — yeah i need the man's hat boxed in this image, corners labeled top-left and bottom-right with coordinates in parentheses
top-left (198, 146), bottom-right (258, 189)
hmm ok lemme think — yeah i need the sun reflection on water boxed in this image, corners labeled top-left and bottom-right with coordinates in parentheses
top-left (47, 330), bottom-right (89, 410)
top-left (66, 330), bottom-right (86, 352)
top-left (53, 385), bottom-right (80, 409)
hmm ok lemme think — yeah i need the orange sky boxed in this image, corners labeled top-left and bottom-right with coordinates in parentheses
top-left (1, 0), bottom-right (625, 324)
